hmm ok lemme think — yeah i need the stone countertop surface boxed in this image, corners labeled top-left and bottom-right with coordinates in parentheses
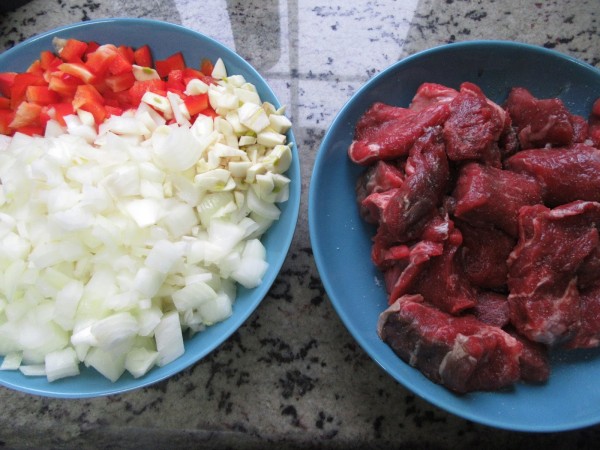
top-left (1, 0), bottom-right (600, 448)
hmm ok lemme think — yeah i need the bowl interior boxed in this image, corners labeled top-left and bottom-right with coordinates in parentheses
top-left (309, 40), bottom-right (600, 432)
top-left (0, 18), bottom-right (300, 398)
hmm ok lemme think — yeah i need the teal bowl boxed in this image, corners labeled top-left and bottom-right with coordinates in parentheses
top-left (309, 40), bottom-right (600, 432)
top-left (0, 18), bottom-right (300, 397)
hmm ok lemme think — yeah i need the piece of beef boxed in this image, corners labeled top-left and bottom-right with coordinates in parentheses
top-left (374, 127), bottom-right (450, 245)
top-left (507, 329), bottom-right (551, 383)
top-left (507, 201), bottom-right (600, 345)
top-left (443, 82), bottom-right (507, 166)
top-left (409, 82), bottom-right (458, 111)
top-left (354, 102), bottom-right (414, 141)
top-left (505, 144), bottom-right (600, 206)
top-left (505, 87), bottom-right (581, 149)
top-left (347, 103), bottom-right (451, 165)
top-left (380, 213), bottom-right (452, 296)
top-left (356, 161), bottom-right (405, 224)
top-left (588, 98), bottom-right (600, 147)
top-left (456, 220), bottom-right (516, 289)
top-left (452, 162), bottom-right (543, 237)
top-left (409, 227), bottom-right (478, 314)
top-left (377, 295), bottom-right (523, 394)
top-left (578, 244), bottom-right (600, 290)
top-left (472, 291), bottom-right (510, 328)
top-left (564, 282), bottom-right (600, 349)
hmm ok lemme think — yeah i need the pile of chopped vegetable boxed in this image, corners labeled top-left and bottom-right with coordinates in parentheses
top-left (0, 38), bottom-right (293, 382)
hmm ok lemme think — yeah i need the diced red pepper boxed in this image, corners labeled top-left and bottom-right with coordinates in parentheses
top-left (0, 97), bottom-right (10, 109)
top-left (39, 50), bottom-right (62, 72)
top-left (117, 45), bottom-right (135, 64)
top-left (48, 73), bottom-right (82, 98)
top-left (133, 44), bottom-right (153, 67)
top-left (26, 85), bottom-right (61, 105)
top-left (166, 69), bottom-right (186, 94)
top-left (60, 39), bottom-right (88, 63)
top-left (84, 44), bottom-right (118, 77)
top-left (73, 84), bottom-right (106, 123)
top-left (0, 72), bottom-right (17, 98)
top-left (105, 71), bottom-right (136, 93)
top-left (10, 72), bottom-right (47, 109)
top-left (26, 60), bottom-right (44, 76)
top-left (105, 105), bottom-right (124, 117)
top-left (200, 58), bottom-right (214, 76)
top-left (58, 62), bottom-right (96, 84)
top-left (46, 102), bottom-right (75, 127)
top-left (155, 52), bottom-right (186, 78)
top-left (0, 109), bottom-right (15, 135)
top-left (128, 79), bottom-right (167, 106)
top-left (183, 93), bottom-right (209, 116)
top-left (83, 41), bottom-right (100, 59)
top-left (9, 101), bottom-right (43, 128)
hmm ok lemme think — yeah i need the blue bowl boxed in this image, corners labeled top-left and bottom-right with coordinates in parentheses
top-left (309, 40), bottom-right (600, 432)
top-left (0, 18), bottom-right (300, 397)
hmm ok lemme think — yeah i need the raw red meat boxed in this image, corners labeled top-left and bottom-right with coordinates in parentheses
top-left (443, 82), bottom-right (507, 166)
top-left (507, 329), bottom-right (550, 383)
top-left (377, 295), bottom-right (524, 394)
top-left (347, 103), bottom-right (450, 165)
top-left (456, 220), bottom-right (515, 290)
top-left (507, 201), bottom-right (600, 345)
top-left (373, 127), bottom-right (450, 245)
top-left (349, 81), bottom-right (600, 392)
top-left (356, 160), bottom-right (405, 224)
top-left (505, 87), bottom-right (584, 149)
top-left (504, 144), bottom-right (600, 206)
top-left (452, 162), bottom-right (543, 237)
top-left (409, 82), bottom-right (458, 111)
top-left (472, 291), bottom-right (510, 328)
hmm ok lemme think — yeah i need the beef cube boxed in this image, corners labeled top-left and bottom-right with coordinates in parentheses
top-left (507, 201), bottom-right (600, 345)
top-left (377, 295), bottom-right (523, 394)
top-left (408, 82), bottom-right (458, 111)
top-left (472, 291), bottom-right (510, 328)
top-left (452, 162), bottom-right (543, 237)
top-left (354, 102), bottom-right (414, 141)
top-left (347, 103), bottom-right (451, 165)
top-left (373, 127), bottom-right (450, 245)
top-left (456, 220), bottom-right (516, 290)
top-left (564, 283), bottom-right (600, 349)
top-left (505, 87), bottom-right (579, 149)
top-left (505, 144), bottom-right (600, 206)
top-left (443, 82), bottom-right (507, 166)
top-left (507, 329), bottom-right (550, 383)
top-left (356, 161), bottom-right (405, 224)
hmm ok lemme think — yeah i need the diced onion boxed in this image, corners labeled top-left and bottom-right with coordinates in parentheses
top-left (0, 55), bottom-right (293, 383)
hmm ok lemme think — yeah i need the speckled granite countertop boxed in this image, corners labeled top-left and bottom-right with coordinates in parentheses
top-left (1, 1), bottom-right (600, 449)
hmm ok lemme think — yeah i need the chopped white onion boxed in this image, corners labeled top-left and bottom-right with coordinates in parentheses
top-left (0, 56), bottom-right (293, 382)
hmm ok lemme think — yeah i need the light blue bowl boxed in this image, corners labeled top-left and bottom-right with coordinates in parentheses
top-left (309, 40), bottom-right (600, 432)
top-left (0, 18), bottom-right (300, 397)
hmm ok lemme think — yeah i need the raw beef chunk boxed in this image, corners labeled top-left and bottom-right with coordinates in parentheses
top-left (409, 228), bottom-right (478, 314)
top-left (348, 103), bottom-right (451, 165)
top-left (354, 102), bottom-right (414, 141)
top-left (588, 98), bottom-right (600, 147)
top-left (507, 329), bottom-right (550, 383)
top-left (373, 127), bottom-right (450, 245)
top-left (456, 220), bottom-right (515, 289)
top-left (505, 144), bottom-right (600, 206)
top-left (507, 201), bottom-right (600, 345)
top-left (443, 82), bottom-right (507, 166)
top-left (565, 283), bottom-right (600, 349)
top-left (452, 162), bottom-right (543, 237)
top-left (472, 291), bottom-right (510, 328)
top-left (505, 87), bottom-right (584, 149)
top-left (377, 295), bottom-right (523, 394)
top-left (409, 82), bottom-right (458, 111)
top-left (356, 161), bottom-right (405, 224)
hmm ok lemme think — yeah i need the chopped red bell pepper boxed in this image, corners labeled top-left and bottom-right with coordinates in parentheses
top-left (183, 93), bottom-right (209, 116)
top-left (26, 85), bottom-right (61, 105)
top-left (133, 44), bottom-right (153, 67)
top-left (0, 72), bottom-right (17, 98)
top-left (155, 52), bottom-right (186, 78)
top-left (60, 39), bottom-right (88, 63)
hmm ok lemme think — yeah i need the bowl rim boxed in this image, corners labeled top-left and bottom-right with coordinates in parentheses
top-left (0, 17), bottom-right (301, 398)
top-left (309, 39), bottom-right (600, 432)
